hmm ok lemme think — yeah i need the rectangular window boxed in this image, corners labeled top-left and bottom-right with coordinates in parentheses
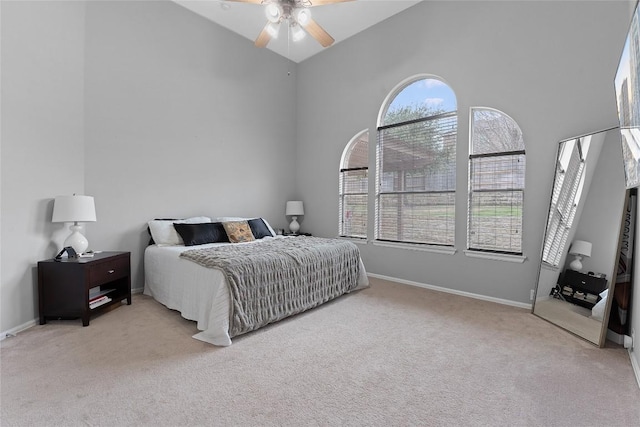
top-left (468, 153), bottom-right (525, 253)
top-left (339, 167), bottom-right (368, 238)
top-left (376, 112), bottom-right (457, 245)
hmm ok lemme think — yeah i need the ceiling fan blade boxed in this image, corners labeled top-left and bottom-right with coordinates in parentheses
top-left (306, 0), bottom-right (355, 6)
top-left (255, 22), bottom-right (273, 48)
top-left (303, 17), bottom-right (334, 47)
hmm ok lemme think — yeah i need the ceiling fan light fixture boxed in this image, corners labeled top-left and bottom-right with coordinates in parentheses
top-left (291, 24), bottom-right (306, 42)
top-left (265, 3), bottom-right (283, 23)
top-left (294, 8), bottom-right (311, 27)
top-left (266, 21), bottom-right (280, 39)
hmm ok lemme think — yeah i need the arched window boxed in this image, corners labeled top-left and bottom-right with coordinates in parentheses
top-left (376, 76), bottom-right (457, 245)
top-left (339, 130), bottom-right (369, 238)
top-left (468, 107), bottom-right (525, 254)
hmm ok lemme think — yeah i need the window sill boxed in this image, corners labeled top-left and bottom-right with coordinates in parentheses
top-left (463, 250), bottom-right (527, 263)
top-left (541, 262), bottom-right (559, 271)
top-left (337, 236), bottom-right (368, 245)
top-left (372, 240), bottom-right (456, 255)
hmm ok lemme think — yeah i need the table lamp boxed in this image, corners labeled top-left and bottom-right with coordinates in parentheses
top-left (52, 195), bottom-right (96, 254)
top-left (568, 240), bottom-right (592, 271)
top-left (285, 201), bottom-right (304, 234)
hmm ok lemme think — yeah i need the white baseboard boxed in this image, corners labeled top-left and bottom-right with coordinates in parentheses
top-left (607, 329), bottom-right (625, 345)
top-left (367, 273), bottom-right (532, 310)
top-left (1, 319), bottom-right (37, 341)
top-left (630, 349), bottom-right (640, 390)
top-left (1, 288), bottom-right (144, 341)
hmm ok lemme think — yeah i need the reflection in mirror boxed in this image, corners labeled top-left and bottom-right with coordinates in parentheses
top-left (533, 128), bottom-right (627, 346)
top-left (621, 128), bottom-right (640, 188)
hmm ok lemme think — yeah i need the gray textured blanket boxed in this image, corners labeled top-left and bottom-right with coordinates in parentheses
top-left (180, 237), bottom-right (361, 337)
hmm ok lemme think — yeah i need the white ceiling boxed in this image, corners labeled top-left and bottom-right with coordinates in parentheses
top-left (172, 0), bottom-right (422, 63)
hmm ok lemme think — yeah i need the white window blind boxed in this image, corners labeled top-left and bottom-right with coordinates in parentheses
top-left (339, 131), bottom-right (369, 238)
top-left (542, 139), bottom-right (585, 266)
top-left (376, 112), bottom-right (457, 245)
top-left (468, 108), bottom-right (525, 254)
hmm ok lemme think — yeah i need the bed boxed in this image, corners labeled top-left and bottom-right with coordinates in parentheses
top-left (143, 217), bottom-right (369, 346)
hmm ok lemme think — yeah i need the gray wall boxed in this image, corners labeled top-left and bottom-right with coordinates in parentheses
top-left (572, 131), bottom-right (626, 277)
top-left (295, 0), bottom-right (632, 304)
top-left (83, 0), bottom-right (297, 291)
top-left (0, 0), bottom-right (296, 333)
top-left (1, 0), bottom-right (86, 332)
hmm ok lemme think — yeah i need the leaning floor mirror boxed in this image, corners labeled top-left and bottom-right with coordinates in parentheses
top-left (533, 127), bottom-right (630, 347)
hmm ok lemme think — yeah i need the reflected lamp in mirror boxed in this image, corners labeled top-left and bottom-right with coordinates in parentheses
top-left (568, 240), bottom-right (592, 271)
top-left (52, 195), bottom-right (96, 254)
top-left (285, 200), bottom-right (304, 234)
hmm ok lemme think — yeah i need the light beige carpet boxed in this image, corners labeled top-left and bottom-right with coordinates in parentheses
top-left (1, 277), bottom-right (639, 426)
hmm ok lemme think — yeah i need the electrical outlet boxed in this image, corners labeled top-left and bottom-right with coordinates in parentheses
top-left (530, 289), bottom-right (535, 301)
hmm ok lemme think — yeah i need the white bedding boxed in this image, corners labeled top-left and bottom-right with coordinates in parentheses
top-left (143, 237), bottom-right (369, 346)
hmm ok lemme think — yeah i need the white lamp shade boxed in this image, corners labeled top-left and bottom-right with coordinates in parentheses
top-left (286, 201), bottom-right (304, 216)
top-left (294, 9), bottom-right (311, 27)
top-left (291, 25), bottom-right (306, 42)
top-left (569, 240), bottom-right (592, 257)
top-left (265, 3), bottom-right (282, 23)
top-left (52, 195), bottom-right (96, 223)
top-left (266, 21), bottom-right (280, 38)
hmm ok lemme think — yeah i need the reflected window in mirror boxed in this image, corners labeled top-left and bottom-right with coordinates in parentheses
top-left (468, 108), bottom-right (525, 254)
top-left (542, 136), bottom-right (592, 267)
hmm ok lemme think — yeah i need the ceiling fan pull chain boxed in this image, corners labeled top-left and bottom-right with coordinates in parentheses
top-left (287, 21), bottom-right (291, 76)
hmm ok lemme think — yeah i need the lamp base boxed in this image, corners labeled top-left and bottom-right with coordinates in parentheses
top-left (64, 223), bottom-right (89, 254)
top-left (289, 216), bottom-right (300, 234)
top-left (569, 255), bottom-right (583, 271)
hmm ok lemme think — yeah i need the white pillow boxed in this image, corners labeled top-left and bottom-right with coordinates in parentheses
top-left (212, 217), bottom-right (276, 237)
top-left (148, 216), bottom-right (211, 246)
top-left (591, 289), bottom-right (609, 321)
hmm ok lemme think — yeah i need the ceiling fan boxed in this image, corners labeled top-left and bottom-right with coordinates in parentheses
top-left (225, 0), bottom-right (354, 48)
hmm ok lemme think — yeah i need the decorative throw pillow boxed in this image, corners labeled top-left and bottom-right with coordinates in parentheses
top-left (222, 221), bottom-right (255, 243)
top-left (248, 218), bottom-right (274, 239)
top-left (213, 217), bottom-right (277, 237)
top-left (173, 222), bottom-right (229, 246)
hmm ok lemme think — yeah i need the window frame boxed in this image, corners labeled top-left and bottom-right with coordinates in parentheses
top-left (541, 137), bottom-right (586, 267)
top-left (339, 129), bottom-right (369, 239)
top-left (375, 75), bottom-right (458, 247)
top-left (467, 107), bottom-right (526, 255)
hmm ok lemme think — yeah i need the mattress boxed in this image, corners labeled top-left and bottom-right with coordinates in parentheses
top-left (143, 237), bottom-right (369, 346)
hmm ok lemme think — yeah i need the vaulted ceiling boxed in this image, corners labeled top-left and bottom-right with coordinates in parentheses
top-left (172, 0), bottom-right (422, 63)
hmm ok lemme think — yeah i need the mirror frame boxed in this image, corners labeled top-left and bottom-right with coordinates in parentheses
top-left (532, 127), bottom-right (625, 347)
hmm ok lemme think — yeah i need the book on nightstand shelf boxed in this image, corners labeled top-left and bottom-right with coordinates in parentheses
top-left (89, 287), bottom-right (115, 306)
top-left (89, 296), bottom-right (112, 309)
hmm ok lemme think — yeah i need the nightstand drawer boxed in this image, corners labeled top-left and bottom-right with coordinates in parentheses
top-left (88, 256), bottom-right (129, 286)
top-left (561, 269), bottom-right (607, 294)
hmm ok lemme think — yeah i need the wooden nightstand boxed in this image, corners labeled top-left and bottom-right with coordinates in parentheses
top-left (38, 251), bottom-right (131, 326)
top-left (559, 269), bottom-right (608, 309)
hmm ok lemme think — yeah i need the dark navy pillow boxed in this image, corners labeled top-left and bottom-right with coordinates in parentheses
top-left (173, 222), bottom-right (229, 246)
top-left (248, 218), bottom-right (273, 239)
